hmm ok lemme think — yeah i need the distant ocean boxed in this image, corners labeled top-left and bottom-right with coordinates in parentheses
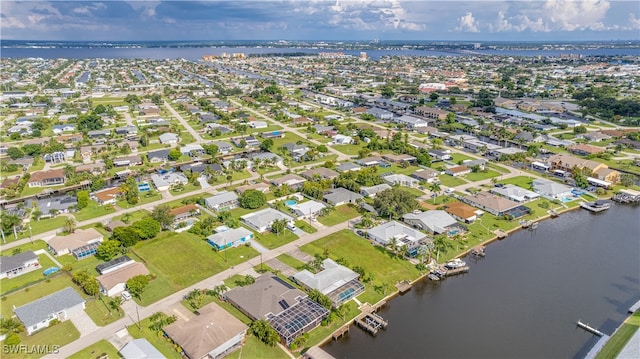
top-left (1, 45), bottom-right (638, 60)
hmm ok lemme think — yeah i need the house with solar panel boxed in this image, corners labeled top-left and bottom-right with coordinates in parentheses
top-left (225, 274), bottom-right (329, 346)
top-left (47, 228), bottom-right (103, 259)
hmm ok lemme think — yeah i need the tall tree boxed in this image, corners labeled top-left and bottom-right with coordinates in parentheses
top-left (152, 204), bottom-right (175, 229)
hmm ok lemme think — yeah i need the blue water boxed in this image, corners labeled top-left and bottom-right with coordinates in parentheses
top-left (137, 183), bottom-right (150, 192)
top-left (285, 200), bottom-right (297, 207)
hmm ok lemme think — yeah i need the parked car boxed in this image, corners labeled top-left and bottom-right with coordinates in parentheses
top-left (121, 290), bottom-right (132, 301)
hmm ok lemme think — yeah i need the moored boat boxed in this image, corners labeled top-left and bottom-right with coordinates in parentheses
top-left (580, 200), bottom-right (611, 213)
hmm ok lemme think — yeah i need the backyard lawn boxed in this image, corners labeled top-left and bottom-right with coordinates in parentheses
top-left (302, 301), bottom-right (360, 351)
top-left (317, 205), bottom-right (360, 226)
top-left (3, 321), bottom-right (80, 359)
top-left (14, 216), bottom-right (68, 241)
top-left (226, 335), bottom-right (290, 359)
top-left (73, 202), bottom-right (116, 222)
top-left (68, 340), bottom-right (120, 359)
top-left (301, 229), bottom-right (420, 304)
top-left (0, 253), bottom-right (58, 294)
top-left (1, 275), bottom-right (78, 319)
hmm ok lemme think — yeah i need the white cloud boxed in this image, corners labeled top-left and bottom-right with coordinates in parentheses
top-left (456, 12), bottom-right (479, 32)
top-left (543, 0), bottom-right (610, 31)
top-left (629, 13), bottom-right (640, 29)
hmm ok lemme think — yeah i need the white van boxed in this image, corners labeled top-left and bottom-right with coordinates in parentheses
top-left (287, 222), bottom-right (298, 231)
top-left (121, 290), bottom-right (132, 301)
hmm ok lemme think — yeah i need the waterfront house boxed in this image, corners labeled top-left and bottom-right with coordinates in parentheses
top-left (462, 192), bottom-right (523, 217)
top-left (357, 156), bottom-right (383, 167)
top-left (323, 188), bottom-right (363, 206)
top-left (97, 261), bottom-right (149, 297)
top-left (204, 191), bottom-right (239, 211)
top-left (531, 178), bottom-right (574, 200)
top-left (567, 144), bottom-right (605, 156)
top-left (240, 208), bottom-right (294, 233)
top-left (336, 162), bottom-right (361, 172)
top-left (48, 228), bottom-right (104, 259)
top-left (147, 149), bottom-right (170, 163)
top-left (206, 227), bottom-right (253, 250)
top-left (14, 287), bottom-right (85, 335)
top-left (0, 251), bottom-right (39, 279)
top-left (164, 302), bottom-right (248, 359)
top-left (490, 184), bottom-right (540, 202)
top-left (92, 187), bottom-right (122, 206)
top-left (292, 259), bottom-right (365, 307)
top-left (367, 221), bottom-right (428, 250)
top-left (225, 274), bottom-right (329, 346)
top-left (151, 173), bottom-right (188, 191)
top-left (27, 169), bottom-right (66, 187)
top-left (213, 141), bottom-right (234, 154)
top-left (87, 129), bottom-right (111, 138)
top-left (403, 210), bottom-right (461, 235)
top-left (113, 155), bottom-right (142, 167)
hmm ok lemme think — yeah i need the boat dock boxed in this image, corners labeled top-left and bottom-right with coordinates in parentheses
top-left (332, 325), bottom-right (349, 340)
top-left (548, 209), bottom-right (559, 218)
top-left (493, 229), bottom-right (508, 239)
top-left (613, 189), bottom-right (640, 204)
top-left (444, 266), bottom-right (470, 277)
top-left (470, 246), bottom-right (486, 257)
top-left (396, 280), bottom-right (411, 293)
top-left (354, 304), bottom-right (388, 336)
top-left (577, 320), bottom-right (605, 336)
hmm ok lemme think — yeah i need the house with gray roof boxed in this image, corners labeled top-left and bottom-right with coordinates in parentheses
top-left (151, 172), bottom-right (188, 191)
top-left (382, 173), bottom-right (419, 187)
top-left (292, 259), bottom-right (364, 307)
top-left (147, 149), bottom-right (170, 163)
top-left (212, 141), bottom-right (233, 154)
top-left (206, 227), bottom-right (253, 251)
top-left (14, 287), bottom-right (85, 335)
top-left (403, 210), bottom-right (461, 235)
top-left (367, 221), bottom-right (428, 248)
top-left (336, 162), bottom-right (361, 172)
top-left (532, 178), bottom-right (574, 200)
top-left (360, 183), bottom-right (391, 198)
top-left (323, 188), bottom-right (363, 206)
top-left (490, 184), bottom-right (540, 203)
top-left (240, 208), bottom-right (294, 233)
top-left (0, 251), bottom-right (39, 279)
top-left (159, 133), bottom-right (180, 145)
top-left (204, 191), bottom-right (239, 211)
top-left (290, 200), bottom-right (326, 218)
top-left (119, 339), bottom-right (166, 359)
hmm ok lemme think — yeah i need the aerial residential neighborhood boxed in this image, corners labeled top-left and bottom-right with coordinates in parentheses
top-left (0, 38), bottom-right (639, 359)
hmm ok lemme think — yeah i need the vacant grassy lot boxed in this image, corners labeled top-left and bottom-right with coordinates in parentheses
top-left (449, 153), bottom-right (475, 163)
top-left (295, 220), bottom-right (318, 233)
top-left (500, 175), bottom-right (536, 189)
top-left (68, 340), bottom-right (120, 359)
top-left (464, 169), bottom-right (501, 182)
top-left (301, 229), bottom-right (420, 304)
top-left (595, 310), bottom-right (640, 359)
top-left (254, 230), bottom-right (298, 249)
top-left (84, 297), bottom-right (123, 326)
top-left (437, 175), bottom-right (467, 187)
top-left (333, 144), bottom-right (363, 155)
top-left (276, 253), bottom-right (307, 270)
top-left (73, 202), bottom-right (116, 222)
top-left (15, 216), bottom-right (67, 241)
top-left (131, 231), bottom-right (259, 304)
top-left (317, 205), bottom-right (360, 226)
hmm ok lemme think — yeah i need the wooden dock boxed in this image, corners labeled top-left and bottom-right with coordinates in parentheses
top-left (332, 325), bottom-right (349, 340)
top-left (396, 280), bottom-right (412, 293)
top-left (354, 304), bottom-right (389, 336)
top-left (470, 246), bottom-right (486, 257)
top-left (493, 229), bottom-right (508, 239)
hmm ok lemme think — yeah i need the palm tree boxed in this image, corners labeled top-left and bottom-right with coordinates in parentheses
top-left (63, 217), bottom-right (77, 234)
top-left (109, 297), bottom-right (122, 316)
top-left (429, 182), bottom-right (442, 204)
top-left (433, 234), bottom-right (452, 262)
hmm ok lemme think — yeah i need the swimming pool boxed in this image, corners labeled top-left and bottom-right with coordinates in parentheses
top-left (560, 197), bottom-right (574, 203)
top-left (285, 200), bottom-right (297, 207)
top-left (137, 182), bottom-right (151, 192)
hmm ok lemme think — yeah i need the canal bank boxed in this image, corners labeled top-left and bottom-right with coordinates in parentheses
top-left (322, 204), bottom-right (640, 358)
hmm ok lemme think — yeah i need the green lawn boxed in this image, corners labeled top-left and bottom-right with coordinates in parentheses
top-left (378, 163), bottom-right (420, 176)
top-left (113, 209), bottom-right (151, 223)
top-left (131, 231), bottom-right (259, 304)
top-left (1, 253), bottom-right (58, 295)
top-left (333, 144), bottom-right (364, 155)
top-left (463, 169), bottom-right (501, 182)
top-left (254, 230), bottom-right (298, 250)
top-left (276, 254), bottom-right (307, 270)
top-left (449, 153), bottom-right (475, 164)
top-left (226, 335), bottom-right (290, 359)
top-left (1, 275), bottom-right (78, 319)
top-left (3, 321), bottom-right (80, 359)
top-left (169, 183), bottom-right (201, 196)
top-left (500, 176), bottom-right (536, 189)
top-left (595, 310), bottom-right (640, 359)
top-left (295, 220), bottom-right (318, 234)
top-left (303, 301), bottom-right (360, 351)
top-left (73, 202), bottom-right (117, 222)
top-left (68, 339), bottom-right (121, 359)
top-left (21, 184), bottom-right (66, 197)
top-left (127, 318), bottom-right (182, 359)
top-left (84, 296), bottom-right (124, 326)
top-left (486, 163), bottom-right (511, 174)
top-left (437, 175), bottom-right (467, 187)
top-left (13, 216), bottom-right (68, 241)
top-left (301, 229), bottom-right (420, 304)
top-left (317, 205), bottom-right (360, 226)
top-left (0, 240), bottom-right (48, 256)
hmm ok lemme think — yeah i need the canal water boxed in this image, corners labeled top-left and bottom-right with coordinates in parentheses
top-left (324, 204), bottom-right (640, 359)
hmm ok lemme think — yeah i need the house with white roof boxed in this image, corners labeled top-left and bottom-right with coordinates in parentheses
top-left (490, 184), bottom-right (540, 202)
top-left (289, 200), bottom-right (326, 218)
top-left (206, 227), bottom-right (253, 250)
top-left (367, 221), bottom-right (428, 249)
top-left (382, 173), bottom-right (419, 187)
top-left (531, 178), bottom-right (574, 200)
top-left (403, 210), bottom-right (461, 235)
top-left (204, 191), bottom-right (239, 211)
top-left (292, 259), bottom-right (365, 307)
top-left (241, 208), bottom-right (294, 233)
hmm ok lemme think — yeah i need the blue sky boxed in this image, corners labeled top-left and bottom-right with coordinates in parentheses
top-left (1, 1), bottom-right (639, 41)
